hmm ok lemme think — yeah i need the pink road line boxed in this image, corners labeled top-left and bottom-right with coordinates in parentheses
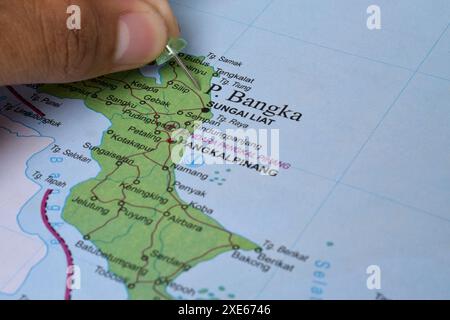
top-left (6, 86), bottom-right (46, 117)
top-left (40, 189), bottom-right (74, 300)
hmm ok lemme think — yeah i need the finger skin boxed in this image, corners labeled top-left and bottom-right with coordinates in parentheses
top-left (143, 0), bottom-right (180, 37)
top-left (0, 0), bottom-right (178, 85)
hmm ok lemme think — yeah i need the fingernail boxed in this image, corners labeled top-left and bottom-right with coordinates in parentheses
top-left (115, 12), bottom-right (167, 66)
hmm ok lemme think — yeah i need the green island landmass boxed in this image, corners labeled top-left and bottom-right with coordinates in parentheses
top-left (39, 56), bottom-right (257, 299)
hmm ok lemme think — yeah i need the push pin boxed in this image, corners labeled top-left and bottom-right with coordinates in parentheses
top-left (156, 38), bottom-right (201, 91)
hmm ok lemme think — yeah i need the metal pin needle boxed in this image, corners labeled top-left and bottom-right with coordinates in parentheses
top-left (166, 45), bottom-right (202, 91)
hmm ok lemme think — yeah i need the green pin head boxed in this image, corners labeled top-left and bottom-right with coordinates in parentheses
top-left (156, 37), bottom-right (188, 66)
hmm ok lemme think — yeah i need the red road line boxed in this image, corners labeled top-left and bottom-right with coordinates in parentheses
top-left (40, 189), bottom-right (74, 300)
top-left (5, 86), bottom-right (46, 117)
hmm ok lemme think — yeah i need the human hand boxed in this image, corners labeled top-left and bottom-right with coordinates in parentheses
top-left (0, 0), bottom-right (179, 85)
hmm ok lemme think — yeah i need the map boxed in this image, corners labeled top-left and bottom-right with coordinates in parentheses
top-left (0, 0), bottom-right (449, 300)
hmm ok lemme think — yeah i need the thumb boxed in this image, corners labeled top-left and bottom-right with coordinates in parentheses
top-left (0, 0), bottom-right (177, 85)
